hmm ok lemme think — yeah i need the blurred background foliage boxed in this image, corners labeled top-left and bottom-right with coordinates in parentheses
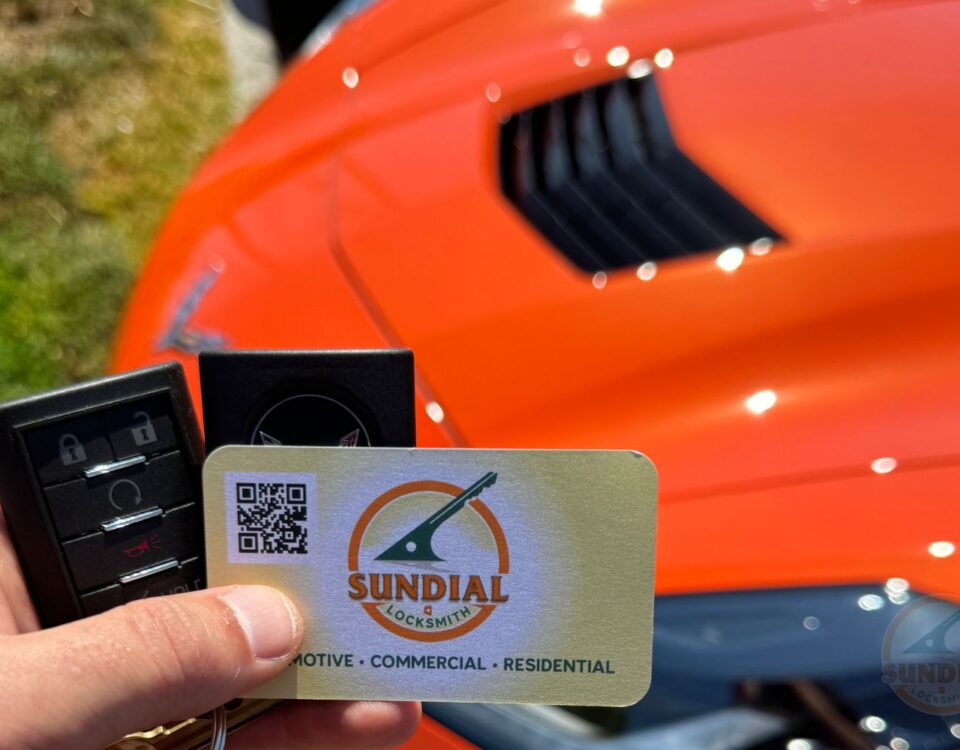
top-left (0, 0), bottom-right (231, 399)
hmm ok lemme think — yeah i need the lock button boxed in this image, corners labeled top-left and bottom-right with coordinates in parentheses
top-left (26, 418), bottom-right (114, 485)
top-left (44, 450), bottom-right (194, 539)
top-left (105, 395), bottom-right (178, 458)
top-left (59, 434), bottom-right (87, 465)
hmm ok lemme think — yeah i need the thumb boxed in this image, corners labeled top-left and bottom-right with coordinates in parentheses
top-left (0, 585), bottom-right (302, 750)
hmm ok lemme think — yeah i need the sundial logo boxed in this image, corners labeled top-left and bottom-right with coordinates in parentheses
top-left (882, 595), bottom-right (960, 714)
top-left (347, 472), bottom-right (509, 642)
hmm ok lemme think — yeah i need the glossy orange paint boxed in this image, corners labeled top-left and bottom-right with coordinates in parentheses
top-left (114, 0), bottom-right (960, 614)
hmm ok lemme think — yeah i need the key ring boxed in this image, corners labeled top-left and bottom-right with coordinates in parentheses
top-left (208, 705), bottom-right (228, 750)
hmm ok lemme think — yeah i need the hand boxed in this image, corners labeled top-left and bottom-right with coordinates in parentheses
top-left (0, 512), bottom-right (421, 750)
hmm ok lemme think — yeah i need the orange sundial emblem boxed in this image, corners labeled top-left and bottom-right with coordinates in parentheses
top-left (347, 474), bottom-right (509, 642)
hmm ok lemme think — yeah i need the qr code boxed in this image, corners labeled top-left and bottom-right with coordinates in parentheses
top-left (235, 482), bottom-right (308, 555)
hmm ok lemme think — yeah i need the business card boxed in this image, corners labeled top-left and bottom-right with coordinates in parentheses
top-left (203, 447), bottom-right (657, 705)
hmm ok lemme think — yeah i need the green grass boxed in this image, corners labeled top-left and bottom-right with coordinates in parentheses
top-left (0, 0), bottom-right (231, 399)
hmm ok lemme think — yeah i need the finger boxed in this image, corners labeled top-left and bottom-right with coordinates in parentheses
top-left (0, 509), bottom-right (38, 634)
top-left (0, 585), bottom-right (302, 750)
top-left (228, 700), bottom-right (422, 750)
top-left (0, 595), bottom-right (16, 637)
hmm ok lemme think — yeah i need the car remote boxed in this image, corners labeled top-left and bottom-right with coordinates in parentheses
top-left (199, 349), bottom-right (416, 451)
top-left (0, 362), bottom-right (205, 627)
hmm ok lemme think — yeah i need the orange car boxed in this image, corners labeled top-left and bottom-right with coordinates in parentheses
top-left (114, 0), bottom-right (960, 747)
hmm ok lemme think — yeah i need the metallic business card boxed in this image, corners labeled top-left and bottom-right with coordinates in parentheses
top-left (203, 447), bottom-right (657, 705)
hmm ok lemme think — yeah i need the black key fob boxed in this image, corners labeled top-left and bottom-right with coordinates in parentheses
top-left (199, 349), bottom-right (416, 450)
top-left (0, 362), bottom-right (205, 627)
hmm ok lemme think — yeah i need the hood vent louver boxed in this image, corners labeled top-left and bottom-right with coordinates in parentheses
top-left (499, 75), bottom-right (782, 272)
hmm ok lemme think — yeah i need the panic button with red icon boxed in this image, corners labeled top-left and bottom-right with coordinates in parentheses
top-left (62, 504), bottom-right (200, 592)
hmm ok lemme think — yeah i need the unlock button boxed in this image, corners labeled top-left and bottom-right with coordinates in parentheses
top-left (105, 395), bottom-right (178, 458)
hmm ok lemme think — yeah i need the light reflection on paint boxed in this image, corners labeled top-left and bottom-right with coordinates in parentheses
top-left (749, 237), bottom-right (773, 256)
top-left (627, 58), bottom-right (653, 79)
top-left (716, 246), bottom-right (745, 272)
top-left (574, 48), bottom-right (591, 67)
top-left (485, 83), bottom-right (501, 102)
top-left (928, 540), bottom-right (956, 558)
top-left (745, 389), bottom-right (777, 415)
top-left (888, 591), bottom-right (909, 605)
top-left (871, 457), bottom-right (897, 474)
top-left (342, 67), bottom-right (359, 89)
top-left (606, 46), bottom-right (629, 67)
top-left (885, 577), bottom-right (909, 594)
top-left (636, 261), bottom-right (657, 281)
top-left (572, 0), bottom-right (603, 17)
top-left (653, 48), bottom-right (674, 69)
top-left (592, 271), bottom-right (607, 289)
top-left (425, 402), bottom-right (445, 424)
top-left (859, 716), bottom-right (887, 733)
